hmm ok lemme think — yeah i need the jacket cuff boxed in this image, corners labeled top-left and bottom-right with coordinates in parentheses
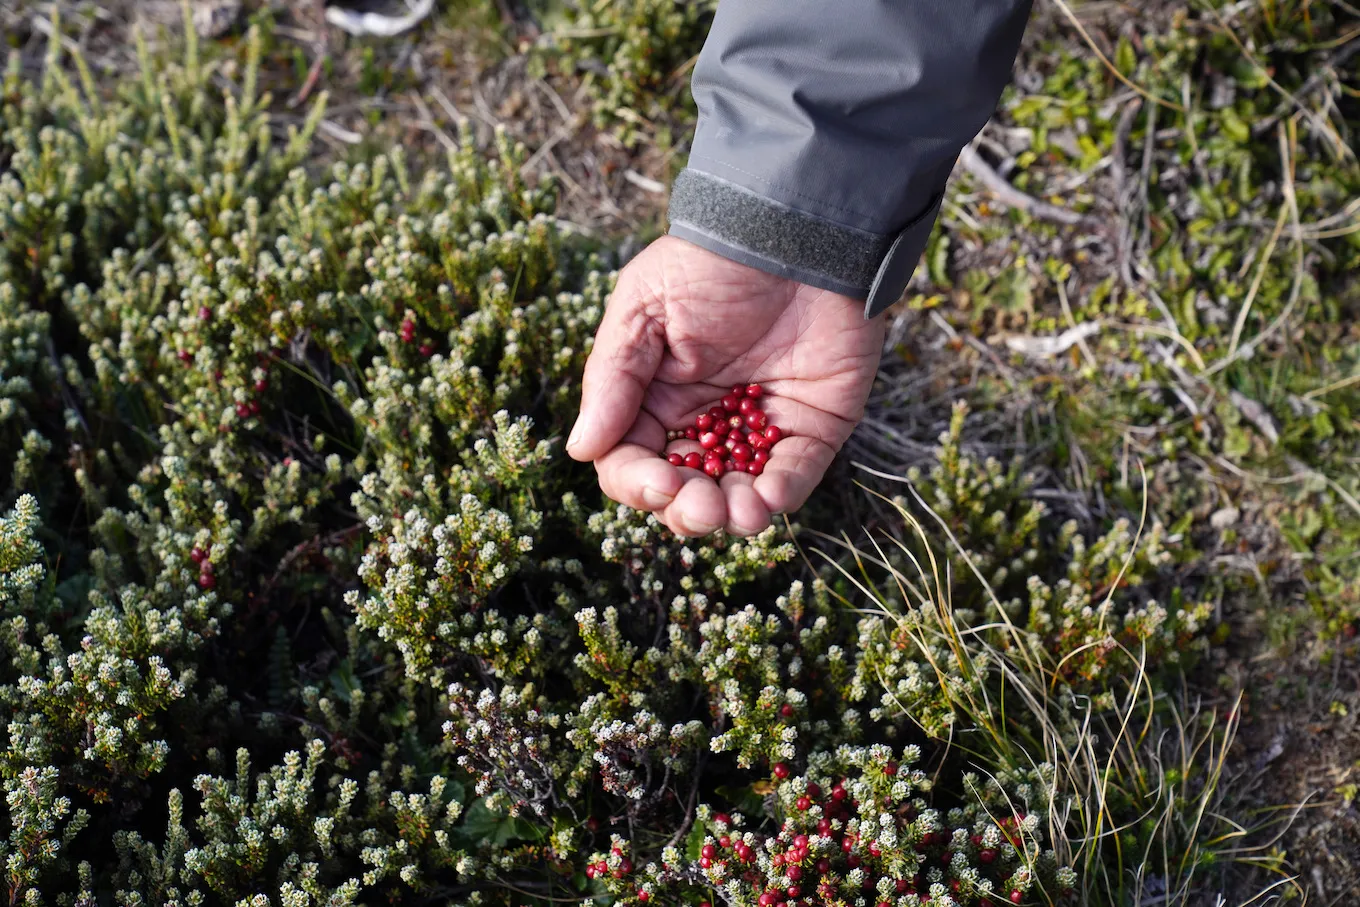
top-left (666, 168), bottom-right (942, 318)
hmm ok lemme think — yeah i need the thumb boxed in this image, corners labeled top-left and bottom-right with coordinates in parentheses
top-left (567, 272), bottom-right (664, 462)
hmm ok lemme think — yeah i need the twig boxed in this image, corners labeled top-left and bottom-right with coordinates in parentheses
top-left (957, 144), bottom-right (1099, 227)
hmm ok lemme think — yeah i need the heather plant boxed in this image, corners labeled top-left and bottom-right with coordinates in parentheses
top-left (550, 0), bottom-right (715, 144)
top-left (1, 0), bottom-right (1334, 902)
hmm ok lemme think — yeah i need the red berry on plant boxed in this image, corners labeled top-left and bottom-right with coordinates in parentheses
top-left (178, 350), bottom-right (192, 363)
top-left (884, 762), bottom-right (898, 776)
top-left (637, 890), bottom-right (649, 902)
top-left (198, 572), bottom-right (215, 590)
top-left (235, 402), bottom-right (250, 418)
top-left (255, 378), bottom-right (268, 392)
top-left (199, 306), bottom-right (213, 321)
top-left (780, 703), bottom-right (794, 718)
top-left (795, 796), bottom-right (811, 811)
top-left (190, 547), bottom-right (207, 564)
top-left (773, 762), bottom-right (791, 780)
top-left (419, 343), bottom-right (434, 357)
top-left (868, 841), bottom-right (882, 857)
top-left (785, 865), bottom-right (802, 881)
top-left (247, 400), bottom-right (260, 416)
top-left (1011, 892), bottom-right (1023, 905)
top-left (980, 848), bottom-right (996, 863)
top-left (816, 857), bottom-right (831, 873)
top-left (702, 844), bottom-right (717, 859)
top-left (714, 813), bottom-right (731, 826)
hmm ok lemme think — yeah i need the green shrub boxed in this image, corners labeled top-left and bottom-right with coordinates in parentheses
top-left (3, 5), bottom-right (1289, 904)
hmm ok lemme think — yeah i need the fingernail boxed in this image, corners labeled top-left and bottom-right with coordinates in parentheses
top-left (640, 484), bottom-right (675, 510)
top-left (682, 518), bottom-right (722, 537)
top-left (566, 416), bottom-right (586, 451)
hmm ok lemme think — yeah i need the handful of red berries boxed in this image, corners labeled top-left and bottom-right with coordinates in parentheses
top-left (663, 384), bottom-right (784, 479)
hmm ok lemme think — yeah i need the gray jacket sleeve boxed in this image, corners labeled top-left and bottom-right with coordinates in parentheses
top-left (666, 0), bottom-right (1033, 317)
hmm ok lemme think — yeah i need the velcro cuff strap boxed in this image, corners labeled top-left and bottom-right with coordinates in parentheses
top-left (666, 168), bottom-right (942, 318)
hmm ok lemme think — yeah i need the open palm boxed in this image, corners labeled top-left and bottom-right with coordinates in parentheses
top-left (566, 237), bottom-right (885, 537)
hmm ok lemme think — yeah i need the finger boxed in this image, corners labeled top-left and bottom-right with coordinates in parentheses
top-left (567, 272), bottom-right (663, 462)
top-left (753, 434), bottom-right (838, 516)
top-left (595, 413), bottom-right (683, 512)
top-left (719, 471), bottom-right (772, 536)
top-left (659, 475), bottom-right (728, 537)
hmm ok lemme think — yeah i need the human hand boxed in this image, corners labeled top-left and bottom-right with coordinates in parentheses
top-left (566, 236), bottom-right (885, 537)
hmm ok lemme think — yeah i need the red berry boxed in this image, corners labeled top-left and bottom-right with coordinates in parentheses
top-left (868, 841), bottom-right (882, 857)
top-left (177, 350), bottom-right (192, 363)
top-left (419, 343), bottom-right (434, 357)
top-left (745, 410), bottom-right (768, 430)
top-left (735, 843), bottom-right (752, 861)
top-left (758, 895), bottom-right (774, 907)
top-left (846, 855), bottom-right (860, 868)
top-left (198, 572), bottom-right (215, 590)
top-left (739, 397), bottom-right (758, 415)
top-left (1011, 892), bottom-right (1023, 905)
top-left (877, 902), bottom-right (891, 907)
top-left (620, 858), bottom-right (633, 873)
top-left (780, 703), bottom-right (795, 717)
top-left (702, 844), bottom-right (717, 859)
top-left (745, 383), bottom-right (763, 398)
top-left (832, 785), bottom-right (847, 802)
top-left (728, 414), bottom-right (745, 430)
top-left (724, 436), bottom-right (737, 451)
top-left (752, 449), bottom-right (770, 466)
top-left (786, 865), bottom-right (802, 881)
top-left (980, 848), bottom-right (996, 863)
top-left (816, 857), bottom-right (831, 873)
top-left (704, 460), bottom-right (724, 479)
top-left (585, 865), bottom-right (597, 879)
top-left (712, 419), bottom-right (730, 437)
top-left (807, 782), bottom-right (821, 798)
top-left (668, 453), bottom-right (684, 467)
top-left (980, 901), bottom-right (993, 907)
top-left (721, 394), bottom-right (740, 412)
top-left (684, 452), bottom-right (703, 470)
top-left (696, 413), bottom-right (714, 431)
top-left (748, 431), bottom-right (768, 450)
top-left (700, 431), bottom-right (721, 450)
top-left (637, 890), bottom-right (649, 902)
top-left (235, 402), bottom-right (251, 418)
top-left (254, 378), bottom-right (269, 392)
top-left (699, 856), bottom-right (712, 868)
top-left (884, 762), bottom-right (898, 776)
top-left (190, 546), bottom-right (207, 564)
top-left (199, 306), bottom-right (213, 321)
top-left (795, 796), bottom-right (811, 811)
top-left (714, 813), bottom-right (731, 826)
top-left (685, 426), bottom-right (699, 440)
top-left (708, 406), bottom-right (727, 422)
top-left (765, 425), bottom-right (784, 444)
top-left (773, 762), bottom-right (791, 779)
top-left (731, 443), bottom-right (753, 462)
top-left (247, 400), bottom-right (260, 416)
top-left (896, 879), bottom-right (911, 893)
top-left (399, 319), bottom-right (415, 342)
top-left (786, 886), bottom-right (800, 898)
